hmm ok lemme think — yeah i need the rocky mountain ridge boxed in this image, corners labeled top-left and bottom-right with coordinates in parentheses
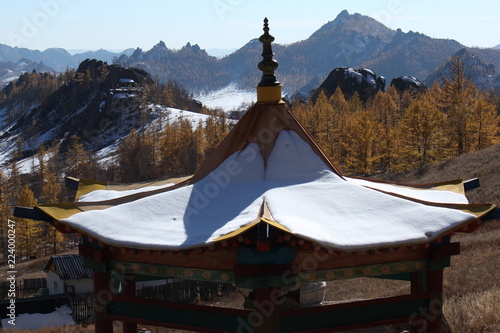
top-left (115, 10), bottom-right (500, 93)
top-left (2, 10), bottom-right (499, 94)
top-left (0, 44), bottom-right (134, 73)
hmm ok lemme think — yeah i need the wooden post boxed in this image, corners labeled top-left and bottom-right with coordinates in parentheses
top-left (410, 271), bottom-right (425, 295)
top-left (253, 287), bottom-right (281, 333)
top-left (122, 275), bottom-right (137, 333)
top-left (426, 269), bottom-right (443, 333)
top-left (93, 270), bottom-right (113, 333)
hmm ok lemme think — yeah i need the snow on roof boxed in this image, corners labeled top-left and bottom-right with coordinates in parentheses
top-left (78, 182), bottom-right (175, 202)
top-left (61, 128), bottom-right (483, 251)
top-left (345, 177), bottom-right (469, 204)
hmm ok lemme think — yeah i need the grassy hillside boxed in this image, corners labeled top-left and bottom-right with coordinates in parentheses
top-left (378, 144), bottom-right (500, 206)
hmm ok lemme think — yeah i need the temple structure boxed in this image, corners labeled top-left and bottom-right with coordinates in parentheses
top-left (16, 19), bottom-right (498, 333)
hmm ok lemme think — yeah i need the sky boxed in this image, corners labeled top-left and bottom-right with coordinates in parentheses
top-left (0, 0), bottom-right (499, 53)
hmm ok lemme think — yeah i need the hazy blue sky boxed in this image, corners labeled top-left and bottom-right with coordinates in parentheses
top-left (0, 0), bottom-right (498, 52)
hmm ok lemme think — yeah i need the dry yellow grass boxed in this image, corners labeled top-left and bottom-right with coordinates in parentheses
top-left (441, 222), bottom-right (500, 333)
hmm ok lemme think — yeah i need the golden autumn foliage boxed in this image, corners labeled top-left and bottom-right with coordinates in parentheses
top-left (291, 75), bottom-right (499, 175)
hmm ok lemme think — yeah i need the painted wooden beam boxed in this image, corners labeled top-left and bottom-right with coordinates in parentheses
top-left (280, 293), bottom-right (430, 332)
top-left (13, 206), bottom-right (52, 222)
top-left (297, 259), bottom-right (429, 284)
top-left (463, 178), bottom-right (480, 191)
top-left (105, 260), bottom-right (235, 284)
top-left (65, 176), bottom-right (79, 190)
top-left (483, 207), bottom-right (500, 221)
top-left (293, 243), bottom-right (460, 271)
top-left (79, 243), bottom-right (238, 271)
top-left (108, 295), bottom-right (251, 333)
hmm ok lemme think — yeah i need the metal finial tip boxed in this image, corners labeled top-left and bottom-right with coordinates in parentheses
top-left (258, 18), bottom-right (279, 87)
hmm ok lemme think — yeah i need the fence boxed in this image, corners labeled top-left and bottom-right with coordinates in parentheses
top-left (137, 280), bottom-right (236, 303)
top-left (1, 279), bottom-right (235, 326)
top-left (70, 294), bottom-right (94, 326)
top-left (0, 278), bottom-right (46, 300)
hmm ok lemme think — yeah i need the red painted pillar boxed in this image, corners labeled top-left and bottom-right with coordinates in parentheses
top-left (426, 269), bottom-right (444, 333)
top-left (122, 275), bottom-right (137, 333)
top-left (94, 270), bottom-right (113, 333)
top-left (253, 288), bottom-right (281, 333)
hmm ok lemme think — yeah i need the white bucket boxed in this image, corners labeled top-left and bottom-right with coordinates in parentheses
top-left (300, 281), bottom-right (326, 305)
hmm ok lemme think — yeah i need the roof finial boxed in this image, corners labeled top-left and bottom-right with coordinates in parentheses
top-left (258, 17), bottom-right (279, 87)
top-left (256, 18), bottom-right (282, 103)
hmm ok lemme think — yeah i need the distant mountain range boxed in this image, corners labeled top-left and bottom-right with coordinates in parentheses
top-left (0, 45), bottom-right (134, 80)
top-left (1, 10), bottom-right (500, 94)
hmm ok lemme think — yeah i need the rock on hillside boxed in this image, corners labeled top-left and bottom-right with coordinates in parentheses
top-left (2, 59), bottom-right (154, 157)
top-left (390, 76), bottom-right (427, 94)
top-left (312, 67), bottom-right (385, 101)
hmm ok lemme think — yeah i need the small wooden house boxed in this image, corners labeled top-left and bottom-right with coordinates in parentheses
top-left (44, 255), bottom-right (93, 296)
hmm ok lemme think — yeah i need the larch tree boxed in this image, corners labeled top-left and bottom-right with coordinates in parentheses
top-left (36, 145), bottom-right (63, 255)
top-left (328, 87), bottom-right (349, 168)
top-left (65, 135), bottom-right (96, 179)
top-left (436, 56), bottom-right (478, 155)
top-left (0, 171), bottom-right (10, 257)
top-left (203, 109), bottom-right (228, 156)
top-left (398, 93), bottom-right (445, 169)
top-left (343, 109), bottom-right (380, 175)
top-left (468, 97), bottom-right (499, 150)
top-left (370, 90), bottom-right (400, 172)
top-left (117, 129), bottom-right (156, 182)
top-left (16, 185), bottom-right (40, 261)
top-left (312, 91), bottom-right (335, 160)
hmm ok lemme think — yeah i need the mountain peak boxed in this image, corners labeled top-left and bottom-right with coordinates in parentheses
top-left (337, 9), bottom-right (350, 19)
top-left (314, 10), bottom-right (393, 40)
top-left (154, 41), bottom-right (167, 49)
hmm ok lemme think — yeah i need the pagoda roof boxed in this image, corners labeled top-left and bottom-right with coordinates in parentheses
top-left (19, 19), bottom-right (496, 253)
top-left (33, 101), bottom-right (495, 251)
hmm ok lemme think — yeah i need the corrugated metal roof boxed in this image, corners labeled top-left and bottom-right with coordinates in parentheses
top-left (44, 255), bottom-right (93, 280)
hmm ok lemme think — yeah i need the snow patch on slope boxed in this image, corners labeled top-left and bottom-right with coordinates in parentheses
top-left (1, 305), bottom-right (75, 330)
top-left (196, 84), bottom-right (255, 111)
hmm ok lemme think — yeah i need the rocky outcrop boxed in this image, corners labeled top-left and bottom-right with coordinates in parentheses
top-left (7, 59), bottom-right (154, 153)
top-left (313, 67), bottom-right (385, 101)
top-left (390, 76), bottom-right (427, 94)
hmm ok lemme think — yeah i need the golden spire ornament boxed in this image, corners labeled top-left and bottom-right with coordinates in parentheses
top-left (256, 18), bottom-right (283, 103)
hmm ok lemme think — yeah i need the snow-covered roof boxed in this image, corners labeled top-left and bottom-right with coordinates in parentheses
top-left (35, 102), bottom-right (495, 252)
top-left (28, 22), bottom-right (495, 252)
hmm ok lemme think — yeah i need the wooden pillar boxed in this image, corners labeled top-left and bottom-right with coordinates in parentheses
top-left (94, 270), bottom-right (113, 333)
top-left (253, 288), bottom-right (281, 333)
top-left (122, 276), bottom-right (137, 333)
top-left (410, 271), bottom-right (425, 295)
top-left (426, 269), bottom-right (444, 333)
